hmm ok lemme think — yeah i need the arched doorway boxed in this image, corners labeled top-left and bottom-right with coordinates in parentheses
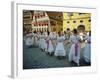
top-left (77, 25), bottom-right (85, 33)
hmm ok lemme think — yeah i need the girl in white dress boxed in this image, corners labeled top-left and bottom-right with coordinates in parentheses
top-left (25, 33), bottom-right (34, 48)
top-left (45, 32), bottom-right (54, 55)
top-left (38, 32), bottom-right (42, 48)
top-left (45, 34), bottom-right (49, 53)
top-left (34, 32), bottom-right (39, 47)
top-left (54, 31), bottom-right (66, 58)
top-left (83, 31), bottom-right (91, 63)
top-left (44, 31), bottom-right (48, 52)
top-left (40, 32), bottom-right (46, 51)
top-left (69, 29), bottom-right (81, 66)
top-left (52, 32), bottom-right (57, 51)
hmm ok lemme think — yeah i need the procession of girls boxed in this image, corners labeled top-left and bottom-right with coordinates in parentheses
top-left (25, 27), bottom-right (91, 66)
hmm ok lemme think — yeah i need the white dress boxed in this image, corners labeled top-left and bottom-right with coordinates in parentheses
top-left (34, 33), bottom-right (39, 46)
top-left (52, 32), bottom-right (57, 50)
top-left (38, 34), bottom-right (41, 48)
top-left (39, 34), bottom-right (45, 50)
top-left (54, 36), bottom-right (66, 56)
top-left (83, 36), bottom-right (91, 62)
top-left (45, 33), bottom-right (54, 53)
top-left (69, 35), bottom-right (80, 66)
top-left (47, 37), bottom-right (54, 53)
top-left (25, 35), bottom-right (34, 46)
top-left (44, 33), bottom-right (48, 52)
top-left (45, 36), bottom-right (49, 52)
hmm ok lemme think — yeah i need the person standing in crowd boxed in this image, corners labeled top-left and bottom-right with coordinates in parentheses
top-left (54, 31), bottom-right (66, 59)
top-left (79, 32), bottom-right (84, 41)
top-left (39, 32), bottom-right (45, 51)
top-left (52, 31), bottom-right (57, 52)
top-left (45, 31), bottom-right (49, 53)
top-left (66, 28), bottom-right (71, 40)
top-left (68, 29), bottom-right (81, 66)
top-left (64, 28), bottom-right (71, 53)
top-left (83, 31), bottom-right (91, 63)
top-left (25, 32), bottom-right (34, 48)
top-left (46, 31), bottom-right (54, 56)
top-left (34, 31), bottom-right (39, 47)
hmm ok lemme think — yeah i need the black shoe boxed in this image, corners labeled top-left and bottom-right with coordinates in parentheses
top-left (57, 56), bottom-right (62, 60)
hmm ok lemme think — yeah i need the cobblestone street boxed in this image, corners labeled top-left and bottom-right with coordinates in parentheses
top-left (23, 41), bottom-right (90, 69)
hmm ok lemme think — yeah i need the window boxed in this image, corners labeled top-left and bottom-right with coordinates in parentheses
top-left (67, 21), bottom-right (70, 23)
top-left (80, 20), bottom-right (83, 23)
top-left (89, 19), bottom-right (91, 22)
top-left (73, 21), bottom-right (76, 23)
top-left (79, 13), bottom-right (85, 15)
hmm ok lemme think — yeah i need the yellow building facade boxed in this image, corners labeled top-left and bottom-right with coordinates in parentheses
top-left (63, 12), bottom-right (91, 32)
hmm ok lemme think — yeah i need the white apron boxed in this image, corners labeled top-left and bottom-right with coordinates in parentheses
top-left (83, 36), bottom-right (91, 62)
top-left (69, 35), bottom-right (80, 66)
top-left (54, 36), bottom-right (66, 56)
